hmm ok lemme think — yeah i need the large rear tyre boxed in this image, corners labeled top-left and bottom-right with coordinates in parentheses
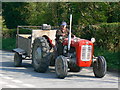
top-left (93, 56), bottom-right (107, 78)
top-left (55, 55), bottom-right (68, 79)
top-left (14, 53), bottom-right (22, 67)
top-left (32, 37), bottom-right (50, 73)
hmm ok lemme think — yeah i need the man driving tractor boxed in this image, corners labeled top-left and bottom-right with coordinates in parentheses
top-left (55, 21), bottom-right (74, 55)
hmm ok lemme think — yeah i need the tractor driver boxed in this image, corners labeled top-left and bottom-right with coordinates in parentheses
top-left (55, 21), bottom-right (74, 56)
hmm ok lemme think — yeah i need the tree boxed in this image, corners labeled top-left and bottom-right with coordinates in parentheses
top-left (107, 2), bottom-right (120, 23)
top-left (2, 2), bottom-right (120, 29)
top-left (2, 2), bottom-right (29, 29)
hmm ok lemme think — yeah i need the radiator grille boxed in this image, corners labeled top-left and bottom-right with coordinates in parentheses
top-left (81, 45), bottom-right (92, 61)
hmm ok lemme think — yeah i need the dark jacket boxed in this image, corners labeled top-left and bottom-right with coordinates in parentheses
top-left (56, 29), bottom-right (69, 42)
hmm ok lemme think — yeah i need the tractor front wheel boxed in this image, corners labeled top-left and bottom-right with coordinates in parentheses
top-left (55, 55), bottom-right (68, 79)
top-left (93, 56), bottom-right (107, 78)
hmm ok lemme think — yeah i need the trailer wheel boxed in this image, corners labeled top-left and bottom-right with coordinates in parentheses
top-left (32, 37), bottom-right (50, 73)
top-left (93, 56), bottom-right (107, 78)
top-left (55, 55), bottom-right (68, 79)
top-left (69, 64), bottom-right (82, 72)
top-left (14, 53), bottom-right (22, 67)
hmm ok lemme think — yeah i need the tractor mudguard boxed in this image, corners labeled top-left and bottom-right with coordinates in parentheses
top-left (12, 48), bottom-right (26, 55)
top-left (43, 35), bottom-right (55, 48)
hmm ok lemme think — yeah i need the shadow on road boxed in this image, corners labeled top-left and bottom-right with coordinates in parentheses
top-left (1, 61), bottom-right (95, 79)
top-left (67, 74), bottom-right (96, 78)
top-left (1, 61), bottom-right (58, 79)
top-left (1, 60), bottom-right (119, 80)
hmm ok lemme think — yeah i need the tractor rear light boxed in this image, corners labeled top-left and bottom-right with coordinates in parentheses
top-left (81, 45), bottom-right (92, 61)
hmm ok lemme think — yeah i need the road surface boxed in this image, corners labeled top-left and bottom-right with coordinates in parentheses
top-left (0, 50), bottom-right (119, 88)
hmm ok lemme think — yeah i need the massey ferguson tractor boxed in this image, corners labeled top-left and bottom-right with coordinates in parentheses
top-left (13, 15), bottom-right (107, 79)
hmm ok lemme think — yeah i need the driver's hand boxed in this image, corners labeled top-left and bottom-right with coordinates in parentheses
top-left (62, 33), bottom-right (66, 36)
top-left (59, 36), bottom-right (63, 40)
top-left (73, 35), bottom-right (76, 38)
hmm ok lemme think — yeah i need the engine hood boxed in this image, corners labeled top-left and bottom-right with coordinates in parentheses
top-left (63, 37), bottom-right (93, 47)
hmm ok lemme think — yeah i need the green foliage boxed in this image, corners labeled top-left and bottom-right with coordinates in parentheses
top-left (0, 16), bottom-right (2, 25)
top-left (2, 38), bottom-right (16, 50)
top-left (107, 2), bottom-right (120, 23)
top-left (2, 28), bottom-right (32, 38)
top-left (0, 38), bottom-right (2, 49)
top-left (81, 23), bottom-right (120, 52)
top-left (2, 2), bottom-right (29, 29)
top-left (2, 2), bottom-right (120, 28)
top-left (71, 2), bottom-right (108, 25)
top-left (94, 47), bottom-right (120, 71)
top-left (2, 29), bottom-right (16, 38)
top-left (26, 2), bottom-right (53, 25)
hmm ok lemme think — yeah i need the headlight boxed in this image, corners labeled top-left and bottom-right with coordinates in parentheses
top-left (91, 38), bottom-right (95, 43)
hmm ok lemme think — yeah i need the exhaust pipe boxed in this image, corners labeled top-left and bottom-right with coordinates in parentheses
top-left (68, 14), bottom-right (72, 51)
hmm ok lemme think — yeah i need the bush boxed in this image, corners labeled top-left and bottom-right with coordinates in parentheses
top-left (81, 23), bottom-right (120, 52)
top-left (2, 29), bottom-right (16, 38)
top-left (2, 28), bottom-right (32, 38)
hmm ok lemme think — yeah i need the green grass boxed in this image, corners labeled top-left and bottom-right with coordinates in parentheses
top-left (94, 46), bottom-right (120, 71)
top-left (2, 38), bottom-right (16, 51)
top-left (0, 38), bottom-right (2, 49)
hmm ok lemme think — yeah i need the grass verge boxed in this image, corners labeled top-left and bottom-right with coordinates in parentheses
top-left (94, 46), bottom-right (120, 72)
top-left (2, 38), bottom-right (16, 51)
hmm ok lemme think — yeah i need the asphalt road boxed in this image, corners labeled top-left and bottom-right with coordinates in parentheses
top-left (0, 50), bottom-right (119, 88)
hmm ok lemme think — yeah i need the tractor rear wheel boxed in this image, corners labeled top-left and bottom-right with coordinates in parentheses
top-left (55, 55), bottom-right (68, 79)
top-left (93, 56), bottom-right (107, 78)
top-left (32, 37), bottom-right (50, 73)
top-left (14, 53), bottom-right (22, 67)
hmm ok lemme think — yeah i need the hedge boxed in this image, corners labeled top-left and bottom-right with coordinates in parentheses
top-left (2, 23), bottom-right (120, 52)
top-left (2, 28), bottom-right (32, 38)
top-left (80, 23), bottom-right (120, 52)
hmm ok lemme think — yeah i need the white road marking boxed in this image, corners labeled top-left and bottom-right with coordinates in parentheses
top-left (11, 80), bottom-right (23, 83)
top-left (0, 81), bottom-right (7, 85)
top-left (22, 84), bottom-right (36, 87)
top-left (1, 75), bottom-right (36, 88)
top-left (5, 84), bottom-right (19, 88)
top-left (2, 76), bottom-right (13, 80)
top-left (0, 74), bottom-right (3, 76)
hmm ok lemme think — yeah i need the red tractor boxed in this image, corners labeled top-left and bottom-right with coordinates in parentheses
top-left (54, 15), bottom-right (107, 78)
top-left (55, 37), bottom-right (107, 78)
top-left (13, 15), bottom-right (107, 79)
top-left (31, 29), bottom-right (107, 79)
